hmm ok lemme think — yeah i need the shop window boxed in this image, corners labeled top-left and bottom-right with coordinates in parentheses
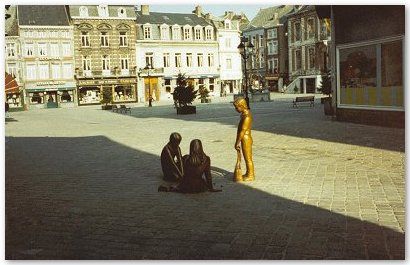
top-left (30, 92), bottom-right (44, 104)
top-left (6, 93), bottom-right (21, 107)
top-left (61, 91), bottom-right (73, 102)
top-left (382, 40), bottom-right (403, 107)
top-left (209, 78), bottom-right (215, 92)
top-left (79, 87), bottom-right (101, 104)
top-left (114, 85), bottom-right (135, 101)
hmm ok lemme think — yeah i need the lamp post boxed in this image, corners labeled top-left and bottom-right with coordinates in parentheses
top-left (144, 63), bottom-right (154, 107)
top-left (237, 36), bottom-right (254, 109)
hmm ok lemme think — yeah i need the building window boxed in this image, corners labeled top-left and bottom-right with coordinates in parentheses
top-left (268, 60), bottom-right (274, 74)
top-left (62, 63), bottom-right (72, 79)
top-left (119, 32), bottom-right (128, 46)
top-left (267, 28), bottom-right (277, 39)
top-left (306, 18), bottom-right (315, 39)
top-left (163, 53), bottom-right (170, 67)
top-left (7, 63), bottom-right (17, 78)
top-left (172, 26), bottom-right (181, 40)
top-left (165, 79), bottom-right (171, 92)
top-left (50, 43), bottom-right (59, 57)
top-left (226, 58), bottom-right (232, 69)
top-left (145, 52), bottom-right (153, 67)
top-left (6, 43), bottom-right (16, 57)
top-left (209, 78), bottom-right (215, 91)
top-left (143, 25), bottom-right (151, 39)
top-left (259, 51), bottom-right (264, 68)
top-left (61, 91), bottom-right (73, 103)
top-left (308, 47), bottom-right (315, 69)
top-left (102, 55), bottom-right (110, 74)
top-left (272, 41), bottom-right (278, 55)
top-left (295, 49), bottom-right (301, 70)
top-left (339, 39), bottom-right (403, 108)
top-left (62, 43), bottom-right (71, 56)
top-left (26, 64), bottom-right (36, 80)
top-left (225, 20), bottom-right (231, 29)
top-left (39, 64), bottom-right (49, 80)
top-left (294, 22), bottom-right (301, 42)
top-left (268, 41), bottom-right (273, 55)
top-left (120, 56), bottom-right (129, 70)
top-left (259, 35), bottom-right (263, 48)
top-left (98, 5), bottom-right (109, 17)
top-left (118, 7), bottom-right (127, 17)
top-left (184, 27), bottom-right (191, 40)
top-left (205, 28), bottom-right (213, 40)
top-left (175, 53), bottom-right (181, 67)
top-left (186, 53), bottom-right (192, 67)
top-left (51, 63), bottom-right (61, 79)
top-left (81, 31), bottom-right (90, 47)
top-left (225, 38), bottom-right (231, 48)
top-left (273, 58), bottom-right (278, 74)
top-left (197, 53), bottom-right (203, 67)
top-left (194, 28), bottom-right (201, 40)
top-left (207, 53), bottom-right (214, 67)
top-left (161, 26), bottom-right (169, 40)
top-left (38, 43), bottom-right (47, 56)
top-left (82, 55), bottom-right (91, 71)
top-left (320, 19), bottom-right (331, 39)
top-left (79, 6), bottom-right (89, 17)
top-left (100, 32), bottom-right (109, 47)
top-left (30, 92), bottom-right (44, 104)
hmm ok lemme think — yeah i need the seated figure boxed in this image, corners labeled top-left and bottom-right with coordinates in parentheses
top-left (159, 139), bottom-right (221, 193)
top-left (160, 132), bottom-right (184, 182)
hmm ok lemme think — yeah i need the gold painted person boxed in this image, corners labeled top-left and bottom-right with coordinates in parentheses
top-left (233, 98), bottom-right (255, 181)
top-left (160, 132), bottom-right (184, 182)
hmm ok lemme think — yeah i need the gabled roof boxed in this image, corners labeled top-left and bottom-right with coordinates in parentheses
top-left (136, 11), bottom-right (211, 27)
top-left (243, 5), bottom-right (293, 31)
top-left (18, 5), bottom-right (70, 26)
top-left (5, 6), bottom-right (18, 36)
top-left (285, 5), bottom-right (316, 18)
top-left (68, 5), bottom-right (136, 19)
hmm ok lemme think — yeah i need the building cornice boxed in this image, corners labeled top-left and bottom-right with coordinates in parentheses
top-left (71, 16), bottom-right (136, 21)
top-left (19, 25), bottom-right (73, 29)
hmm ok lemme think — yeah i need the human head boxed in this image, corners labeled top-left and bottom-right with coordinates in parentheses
top-left (169, 132), bottom-right (182, 147)
top-left (233, 97), bottom-right (248, 113)
top-left (188, 139), bottom-right (206, 166)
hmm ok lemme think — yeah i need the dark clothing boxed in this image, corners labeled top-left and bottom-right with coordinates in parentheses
top-left (160, 143), bottom-right (183, 182)
top-left (174, 155), bottom-right (212, 193)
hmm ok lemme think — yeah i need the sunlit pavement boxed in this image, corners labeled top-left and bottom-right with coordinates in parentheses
top-left (5, 96), bottom-right (405, 259)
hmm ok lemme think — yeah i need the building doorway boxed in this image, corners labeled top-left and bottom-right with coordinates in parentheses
top-left (306, 78), bottom-right (316, 93)
top-left (46, 91), bottom-right (58, 108)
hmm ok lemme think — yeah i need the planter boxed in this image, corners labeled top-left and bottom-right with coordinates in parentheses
top-left (200, 98), bottom-right (211, 103)
top-left (251, 92), bottom-right (271, 102)
top-left (177, 105), bottom-right (196, 115)
top-left (323, 98), bottom-right (334, 116)
top-left (101, 105), bottom-right (113, 110)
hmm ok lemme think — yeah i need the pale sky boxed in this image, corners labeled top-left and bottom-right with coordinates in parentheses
top-left (149, 4), bottom-right (274, 20)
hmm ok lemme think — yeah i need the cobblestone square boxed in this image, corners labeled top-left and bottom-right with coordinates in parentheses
top-left (5, 96), bottom-right (405, 259)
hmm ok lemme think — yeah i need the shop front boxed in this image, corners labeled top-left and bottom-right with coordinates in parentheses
top-left (25, 81), bottom-right (77, 109)
top-left (77, 78), bottom-right (137, 106)
top-left (5, 72), bottom-right (23, 111)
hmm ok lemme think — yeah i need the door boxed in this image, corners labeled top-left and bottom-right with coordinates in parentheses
top-left (46, 91), bottom-right (58, 108)
top-left (144, 77), bottom-right (159, 102)
top-left (306, 78), bottom-right (316, 93)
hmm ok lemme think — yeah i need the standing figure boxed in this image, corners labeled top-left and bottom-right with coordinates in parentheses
top-left (160, 132), bottom-right (184, 182)
top-left (233, 98), bottom-right (255, 181)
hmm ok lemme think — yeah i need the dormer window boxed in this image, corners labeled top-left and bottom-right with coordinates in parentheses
top-left (79, 6), bottom-right (89, 17)
top-left (224, 19), bottom-right (231, 29)
top-left (118, 7), bottom-right (126, 18)
top-left (98, 5), bottom-right (109, 17)
top-left (160, 25), bottom-right (169, 40)
top-left (183, 26), bottom-right (191, 40)
top-left (143, 25), bottom-right (152, 39)
top-left (205, 27), bottom-right (213, 41)
top-left (172, 26), bottom-right (181, 40)
top-left (194, 27), bottom-right (202, 40)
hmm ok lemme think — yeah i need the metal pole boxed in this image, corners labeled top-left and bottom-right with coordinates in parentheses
top-left (243, 42), bottom-right (250, 109)
top-left (148, 69), bottom-right (152, 107)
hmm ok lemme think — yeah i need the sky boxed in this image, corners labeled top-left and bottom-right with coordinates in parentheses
top-left (149, 4), bottom-right (274, 21)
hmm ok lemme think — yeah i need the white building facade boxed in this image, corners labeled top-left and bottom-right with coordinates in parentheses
top-left (135, 5), bottom-right (220, 102)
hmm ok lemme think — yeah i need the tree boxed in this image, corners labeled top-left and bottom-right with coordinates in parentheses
top-left (100, 87), bottom-right (113, 106)
top-left (173, 73), bottom-right (198, 107)
top-left (319, 70), bottom-right (332, 98)
top-left (198, 85), bottom-right (209, 100)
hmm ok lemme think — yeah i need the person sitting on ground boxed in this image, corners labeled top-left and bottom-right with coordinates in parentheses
top-left (160, 132), bottom-right (184, 182)
top-left (159, 139), bottom-right (221, 193)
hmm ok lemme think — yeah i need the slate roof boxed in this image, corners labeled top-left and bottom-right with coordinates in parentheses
top-left (5, 6), bottom-right (18, 36)
top-left (135, 11), bottom-right (211, 26)
top-left (243, 5), bottom-right (293, 31)
top-left (18, 5), bottom-right (70, 26)
top-left (69, 5), bottom-right (136, 19)
top-left (285, 5), bottom-right (316, 18)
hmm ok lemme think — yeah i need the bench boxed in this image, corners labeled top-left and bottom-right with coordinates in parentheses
top-left (119, 104), bottom-right (131, 114)
top-left (292, 96), bottom-right (315, 108)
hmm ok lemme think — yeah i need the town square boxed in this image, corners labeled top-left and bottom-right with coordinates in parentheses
top-left (4, 4), bottom-right (405, 260)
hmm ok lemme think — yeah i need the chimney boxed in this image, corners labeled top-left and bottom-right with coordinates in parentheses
top-left (194, 5), bottom-right (202, 17)
top-left (141, 5), bottom-right (149, 15)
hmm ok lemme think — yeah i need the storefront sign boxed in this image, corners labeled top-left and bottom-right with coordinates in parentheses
top-left (78, 78), bottom-right (136, 86)
top-left (37, 81), bottom-right (66, 86)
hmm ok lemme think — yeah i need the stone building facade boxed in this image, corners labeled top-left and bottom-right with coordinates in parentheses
top-left (16, 5), bottom-right (77, 109)
top-left (69, 5), bottom-right (137, 105)
top-left (135, 5), bottom-right (220, 102)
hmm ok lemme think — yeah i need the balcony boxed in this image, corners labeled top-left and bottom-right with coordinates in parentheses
top-left (76, 68), bottom-right (138, 79)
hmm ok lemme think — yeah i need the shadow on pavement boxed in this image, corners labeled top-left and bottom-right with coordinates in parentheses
top-left (115, 102), bottom-right (404, 152)
top-left (6, 136), bottom-right (404, 260)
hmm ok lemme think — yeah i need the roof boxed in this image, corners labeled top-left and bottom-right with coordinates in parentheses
top-left (243, 5), bottom-right (293, 31)
top-left (136, 11), bottom-right (211, 26)
top-left (5, 6), bottom-right (18, 36)
top-left (18, 5), bottom-right (70, 26)
top-left (285, 5), bottom-right (316, 18)
top-left (68, 5), bottom-right (136, 19)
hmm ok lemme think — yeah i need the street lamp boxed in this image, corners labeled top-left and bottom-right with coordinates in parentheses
top-left (238, 36), bottom-right (254, 109)
top-left (144, 63), bottom-right (154, 107)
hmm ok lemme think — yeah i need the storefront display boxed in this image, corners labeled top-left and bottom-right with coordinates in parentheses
top-left (113, 85), bottom-right (135, 102)
top-left (79, 87), bottom-right (101, 104)
top-left (6, 93), bottom-right (22, 108)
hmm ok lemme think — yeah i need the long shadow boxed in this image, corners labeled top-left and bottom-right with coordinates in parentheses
top-left (5, 136), bottom-right (404, 260)
top-left (118, 101), bottom-right (404, 152)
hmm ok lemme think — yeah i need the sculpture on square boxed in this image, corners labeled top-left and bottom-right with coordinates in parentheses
top-left (233, 98), bottom-right (255, 182)
top-left (160, 132), bottom-right (184, 182)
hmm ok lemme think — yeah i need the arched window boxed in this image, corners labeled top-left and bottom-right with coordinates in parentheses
top-left (118, 7), bottom-right (126, 17)
top-left (79, 6), bottom-right (88, 17)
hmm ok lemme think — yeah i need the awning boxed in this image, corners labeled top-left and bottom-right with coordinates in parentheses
top-left (5, 72), bottom-right (20, 94)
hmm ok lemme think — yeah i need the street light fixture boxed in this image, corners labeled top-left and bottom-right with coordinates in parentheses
top-left (144, 63), bottom-right (154, 107)
top-left (238, 36), bottom-right (254, 109)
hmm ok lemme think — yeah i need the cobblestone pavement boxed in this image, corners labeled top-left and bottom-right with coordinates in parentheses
top-left (5, 97), bottom-right (405, 259)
